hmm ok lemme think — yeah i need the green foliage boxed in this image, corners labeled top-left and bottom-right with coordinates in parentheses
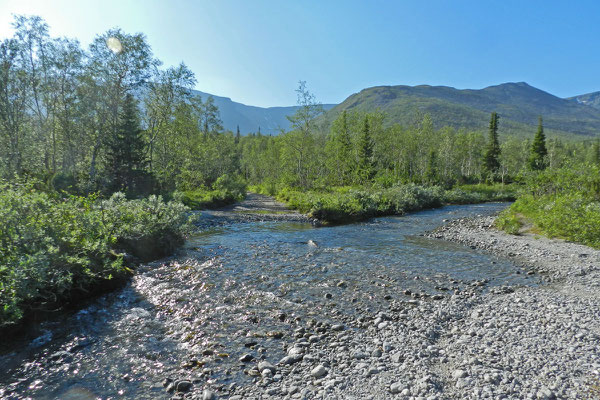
top-left (495, 210), bottom-right (522, 235)
top-left (482, 112), bottom-right (501, 179)
top-left (497, 165), bottom-right (600, 248)
top-left (180, 174), bottom-right (247, 209)
top-left (357, 115), bottom-right (375, 184)
top-left (0, 183), bottom-right (193, 326)
top-left (528, 116), bottom-right (548, 170)
top-left (104, 93), bottom-right (150, 194)
top-left (270, 183), bottom-right (510, 225)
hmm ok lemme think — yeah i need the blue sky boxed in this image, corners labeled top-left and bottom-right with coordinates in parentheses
top-left (1, 0), bottom-right (599, 107)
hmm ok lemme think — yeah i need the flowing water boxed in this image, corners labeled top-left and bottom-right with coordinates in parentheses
top-left (0, 203), bottom-right (535, 399)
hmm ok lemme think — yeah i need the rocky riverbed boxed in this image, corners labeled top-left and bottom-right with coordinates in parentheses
top-left (1, 206), bottom-right (599, 399)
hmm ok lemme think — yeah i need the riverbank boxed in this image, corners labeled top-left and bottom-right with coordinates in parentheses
top-left (215, 216), bottom-right (599, 399)
top-left (424, 216), bottom-right (600, 399)
top-left (195, 192), bottom-right (318, 229)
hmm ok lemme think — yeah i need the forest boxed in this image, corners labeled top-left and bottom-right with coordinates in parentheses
top-left (2, 16), bottom-right (600, 326)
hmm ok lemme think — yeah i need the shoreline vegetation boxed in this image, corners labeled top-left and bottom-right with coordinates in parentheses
top-left (495, 164), bottom-right (600, 249)
top-left (250, 183), bottom-right (516, 225)
top-left (0, 182), bottom-right (194, 328)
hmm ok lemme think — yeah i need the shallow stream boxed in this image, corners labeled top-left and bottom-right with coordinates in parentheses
top-left (0, 203), bottom-right (536, 399)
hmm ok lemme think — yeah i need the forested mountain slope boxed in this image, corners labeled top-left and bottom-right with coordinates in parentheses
top-left (320, 82), bottom-right (600, 137)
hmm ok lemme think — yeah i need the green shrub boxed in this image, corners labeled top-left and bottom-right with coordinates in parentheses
top-left (495, 210), bottom-right (522, 235)
top-left (180, 174), bottom-right (247, 209)
top-left (498, 165), bottom-right (600, 248)
top-left (0, 183), bottom-right (193, 326)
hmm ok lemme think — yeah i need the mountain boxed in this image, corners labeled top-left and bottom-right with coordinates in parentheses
top-left (191, 90), bottom-right (335, 135)
top-left (567, 91), bottom-right (600, 110)
top-left (321, 82), bottom-right (600, 137)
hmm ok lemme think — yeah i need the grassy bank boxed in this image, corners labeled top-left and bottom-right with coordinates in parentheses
top-left (495, 165), bottom-right (600, 248)
top-left (0, 183), bottom-right (194, 327)
top-left (250, 183), bottom-right (515, 224)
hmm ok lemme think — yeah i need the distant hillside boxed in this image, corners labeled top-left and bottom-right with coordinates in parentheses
top-left (567, 91), bottom-right (600, 110)
top-left (321, 82), bottom-right (600, 137)
top-left (192, 90), bottom-right (335, 135)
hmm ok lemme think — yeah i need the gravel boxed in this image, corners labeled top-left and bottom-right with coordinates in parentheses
top-left (220, 215), bottom-right (600, 399)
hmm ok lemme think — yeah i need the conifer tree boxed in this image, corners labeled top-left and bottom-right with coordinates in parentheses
top-left (105, 93), bottom-right (148, 193)
top-left (357, 115), bottom-right (374, 183)
top-left (528, 116), bottom-right (548, 170)
top-left (482, 112), bottom-right (501, 180)
top-left (593, 140), bottom-right (600, 166)
top-left (235, 125), bottom-right (241, 144)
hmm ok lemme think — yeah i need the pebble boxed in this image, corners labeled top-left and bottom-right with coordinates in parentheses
top-left (176, 380), bottom-right (192, 392)
top-left (202, 389), bottom-right (216, 400)
top-left (258, 360), bottom-right (276, 373)
top-left (311, 365), bottom-right (328, 378)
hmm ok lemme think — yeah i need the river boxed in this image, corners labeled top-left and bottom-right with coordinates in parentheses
top-left (0, 202), bottom-right (536, 399)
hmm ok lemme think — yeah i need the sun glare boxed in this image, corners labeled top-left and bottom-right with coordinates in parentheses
top-left (106, 36), bottom-right (122, 53)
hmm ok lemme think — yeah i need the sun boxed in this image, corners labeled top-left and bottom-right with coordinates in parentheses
top-left (106, 37), bottom-right (122, 53)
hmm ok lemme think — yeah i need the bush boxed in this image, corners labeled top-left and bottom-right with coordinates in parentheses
top-left (0, 183), bottom-right (193, 326)
top-left (180, 174), bottom-right (247, 210)
top-left (269, 182), bottom-right (515, 224)
top-left (497, 165), bottom-right (600, 248)
top-left (495, 210), bottom-right (522, 235)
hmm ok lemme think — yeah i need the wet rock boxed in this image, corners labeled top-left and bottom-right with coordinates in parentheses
top-left (266, 330), bottom-right (284, 339)
top-left (279, 354), bottom-right (303, 365)
top-left (176, 380), bottom-right (192, 392)
top-left (49, 351), bottom-right (73, 362)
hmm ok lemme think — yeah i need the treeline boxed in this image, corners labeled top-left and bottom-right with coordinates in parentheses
top-left (240, 96), bottom-right (600, 191)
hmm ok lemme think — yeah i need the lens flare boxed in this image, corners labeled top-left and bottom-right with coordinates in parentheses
top-left (106, 37), bottom-right (122, 53)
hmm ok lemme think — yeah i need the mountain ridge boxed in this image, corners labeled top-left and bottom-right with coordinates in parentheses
top-left (321, 82), bottom-right (600, 137)
top-left (194, 83), bottom-right (600, 138)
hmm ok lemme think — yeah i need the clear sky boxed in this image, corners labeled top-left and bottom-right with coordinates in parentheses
top-left (1, 0), bottom-right (599, 107)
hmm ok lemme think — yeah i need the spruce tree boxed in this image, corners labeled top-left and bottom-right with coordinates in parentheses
top-left (482, 112), bottom-right (501, 180)
top-left (357, 115), bottom-right (374, 183)
top-left (105, 93), bottom-right (148, 193)
top-left (593, 140), bottom-right (600, 166)
top-left (528, 116), bottom-right (548, 170)
top-left (235, 125), bottom-right (241, 144)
